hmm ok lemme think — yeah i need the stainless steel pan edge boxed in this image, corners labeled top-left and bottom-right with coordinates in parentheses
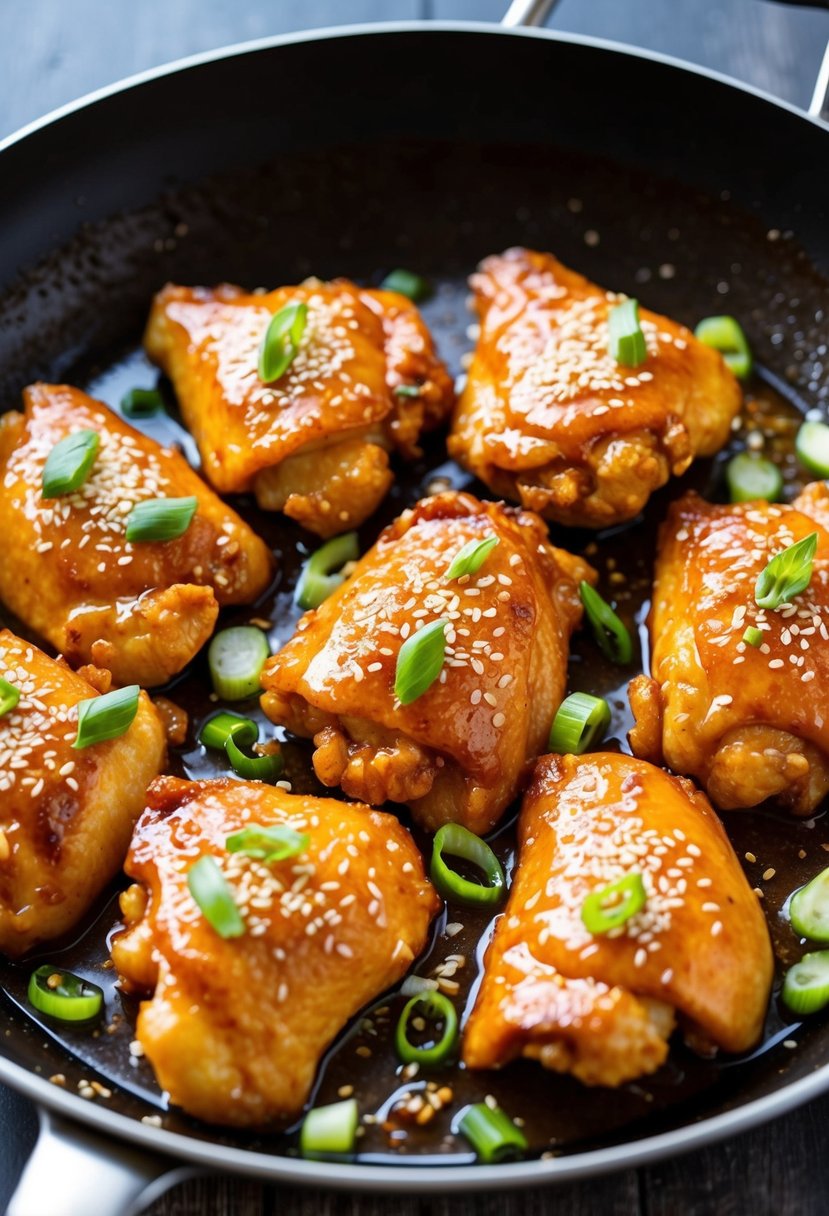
top-left (2, 14), bottom-right (829, 1214)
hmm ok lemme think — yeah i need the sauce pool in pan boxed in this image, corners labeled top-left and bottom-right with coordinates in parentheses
top-left (0, 274), bottom-right (826, 1163)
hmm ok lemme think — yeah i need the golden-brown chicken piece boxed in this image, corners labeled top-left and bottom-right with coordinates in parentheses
top-left (144, 279), bottom-right (454, 536)
top-left (463, 753), bottom-right (772, 1087)
top-left (0, 629), bottom-right (164, 957)
top-left (260, 491), bottom-right (593, 834)
top-left (111, 776), bottom-right (438, 1127)
top-left (629, 489), bottom-right (829, 815)
top-left (449, 248), bottom-right (741, 528)
top-left (0, 384), bottom-right (273, 687)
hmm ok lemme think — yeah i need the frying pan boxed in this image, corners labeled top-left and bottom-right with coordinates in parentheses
top-left (2, 0), bottom-right (829, 1210)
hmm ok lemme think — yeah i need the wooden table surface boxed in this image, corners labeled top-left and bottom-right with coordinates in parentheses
top-left (1, 1), bottom-right (829, 1213)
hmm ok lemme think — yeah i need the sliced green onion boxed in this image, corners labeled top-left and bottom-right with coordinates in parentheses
top-left (581, 872), bottom-right (647, 935)
top-left (694, 315), bottom-right (752, 379)
top-left (0, 677), bottom-right (20, 718)
top-left (394, 384), bottom-right (421, 398)
top-left (208, 626), bottom-right (270, 701)
top-left (258, 302), bottom-right (308, 383)
top-left (548, 692), bottom-right (611, 754)
top-left (395, 990), bottom-right (458, 1067)
top-left (224, 719), bottom-right (283, 782)
top-left (795, 420), bottom-right (829, 478)
top-left (458, 1102), bottom-right (528, 1164)
top-left (199, 711), bottom-right (253, 750)
top-left (743, 625), bottom-right (764, 648)
top-left (41, 429), bottom-right (99, 498)
top-left (379, 269), bottom-right (432, 303)
top-left (187, 855), bottom-right (245, 939)
top-left (431, 823), bottom-right (505, 908)
top-left (781, 950), bottom-right (829, 1015)
top-left (72, 684), bottom-right (140, 749)
top-left (300, 1098), bottom-right (359, 1158)
top-left (125, 496), bottom-right (197, 543)
top-left (226, 824), bottom-right (308, 862)
top-left (608, 298), bottom-right (647, 368)
top-left (755, 532), bottom-right (818, 611)
top-left (121, 387), bottom-right (165, 418)
top-left (444, 534), bottom-right (499, 581)
top-left (394, 617), bottom-right (448, 706)
top-left (726, 453), bottom-right (782, 504)
top-left (27, 966), bottom-right (103, 1022)
top-left (295, 532), bottom-right (359, 611)
top-left (579, 581), bottom-right (633, 665)
top-left (790, 868), bottom-right (829, 942)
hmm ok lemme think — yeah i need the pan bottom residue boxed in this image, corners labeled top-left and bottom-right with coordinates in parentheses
top-left (0, 136), bottom-right (828, 1163)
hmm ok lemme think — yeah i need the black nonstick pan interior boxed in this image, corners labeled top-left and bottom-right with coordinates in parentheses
top-left (1, 24), bottom-right (829, 1174)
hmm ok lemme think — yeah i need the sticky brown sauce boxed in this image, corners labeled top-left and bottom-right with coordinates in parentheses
top-left (1, 140), bottom-right (829, 1159)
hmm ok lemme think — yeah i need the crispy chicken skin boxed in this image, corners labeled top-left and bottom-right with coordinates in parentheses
top-left (111, 776), bottom-right (438, 1127)
top-left (144, 280), bottom-right (454, 536)
top-left (463, 753), bottom-right (772, 1086)
top-left (0, 629), bottom-right (164, 957)
top-left (629, 489), bottom-right (829, 815)
top-left (448, 248), bottom-right (741, 528)
top-left (0, 384), bottom-right (273, 687)
top-left (260, 491), bottom-right (594, 834)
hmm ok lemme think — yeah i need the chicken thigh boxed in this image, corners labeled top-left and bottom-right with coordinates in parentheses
top-left (463, 753), bottom-right (772, 1086)
top-left (449, 248), bottom-right (741, 528)
top-left (144, 279), bottom-right (454, 536)
top-left (0, 384), bottom-right (273, 687)
top-left (629, 489), bottom-right (829, 814)
top-left (260, 491), bottom-right (594, 834)
top-left (112, 776), bottom-right (438, 1127)
top-left (0, 628), bottom-right (164, 956)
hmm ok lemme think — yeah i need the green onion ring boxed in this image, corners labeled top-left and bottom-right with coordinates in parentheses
top-left (394, 990), bottom-right (458, 1067)
top-left (430, 823), bottom-right (505, 908)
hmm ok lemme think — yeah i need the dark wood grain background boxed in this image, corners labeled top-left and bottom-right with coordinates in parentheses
top-left (1, 2), bottom-right (828, 1213)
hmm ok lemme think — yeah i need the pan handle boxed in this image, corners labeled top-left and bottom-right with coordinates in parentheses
top-left (501, 0), bottom-right (561, 28)
top-left (810, 40), bottom-right (829, 123)
top-left (5, 1107), bottom-right (200, 1216)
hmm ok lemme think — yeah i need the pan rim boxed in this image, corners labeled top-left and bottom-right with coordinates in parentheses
top-left (2, 14), bottom-right (829, 1191)
top-left (0, 18), bottom-right (827, 164)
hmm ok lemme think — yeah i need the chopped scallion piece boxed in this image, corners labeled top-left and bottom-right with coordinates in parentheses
top-left (754, 532), bottom-right (818, 611)
top-left (28, 966), bottom-right (103, 1023)
top-left (579, 581), bottom-right (633, 665)
top-left (743, 625), bottom-right (764, 648)
top-left (379, 269), bottom-right (432, 303)
top-left (694, 315), bottom-right (752, 379)
top-left (224, 719), bottom-right (283, 782)
top-left (258, 302), bottom-right (308, 383)
top-left (199, 711), bottom-right (253, 750)
top-left (393, 384), bottom-right (421, 398)
top-left (395, 990), bottom-right (458, 1067)
top-left (781, 950), bottom-right (829, 1015)
top-left (394, 617), bottom-right (448, 705)
top-left (226, 824), bottom-right (308, 862)
top-left (726, 452), bottom-right (782, 504)
top-left (548, 692), bottom-right (610, 754)
top-left (187, 855), bottom-right (245, 939)
top-left (795, 420), bottom-right (829, 479)
top-left (72, 685), bottom-right (140, 749)
top-left (581, 872), bottom-right (646, 935)
top-left (789, 868), bottom-right (829, 942)
top-left (41, 429), bottom-right (99, 499)
top-left (295, 532), bottom-right (359, 611)
top-left (608, 298), bottom-right (647, 368)
top-left (458, 1102), bottom-right (528, 1164)
top-left (431, 823), bottom-right (505, 908)
top-left (121, 387), bottom-right (165, 418)
top-left (208, 626), bottom-right (270, 701)
top-left (0, 677), bottom-right (20, 719)
top-left (125, 496), bottom-right (197, 543)
top-left (300, 1098), bottom-right (359, 1158)
top-left (444, 534), bottom-right (499, 582)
